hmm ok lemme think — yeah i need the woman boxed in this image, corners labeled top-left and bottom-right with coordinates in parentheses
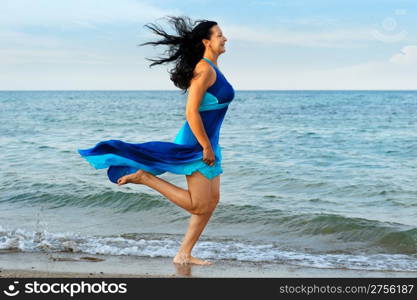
top-left (77, 16), bottom-right (234, 265)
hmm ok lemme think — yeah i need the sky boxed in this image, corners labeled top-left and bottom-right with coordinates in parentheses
top-left (1, 0), bottom-right (416, 90)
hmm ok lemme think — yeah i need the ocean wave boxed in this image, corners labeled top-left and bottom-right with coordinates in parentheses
top-left (3, 189), bottom-right (417, 254)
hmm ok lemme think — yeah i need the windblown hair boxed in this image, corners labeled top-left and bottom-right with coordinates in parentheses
top-left (138, 16), bottom-right (217, 94)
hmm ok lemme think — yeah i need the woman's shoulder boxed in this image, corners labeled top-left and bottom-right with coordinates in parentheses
top-left (195, 59), bottom-right (215, 74)
top-left (192, 60), bottom-right (216, 84)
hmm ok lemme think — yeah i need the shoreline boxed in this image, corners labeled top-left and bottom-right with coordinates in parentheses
top-left (1, 251), bottom-right (416, 278)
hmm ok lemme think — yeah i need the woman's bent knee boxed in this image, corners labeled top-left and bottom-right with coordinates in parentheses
top-left (190, 201), bottom-right (214, 215)
top-left (191, 198), bottom-right (219, 215)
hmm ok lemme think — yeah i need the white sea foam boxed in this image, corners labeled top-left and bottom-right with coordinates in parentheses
top-left (1, 226), bottom-right (416, 272)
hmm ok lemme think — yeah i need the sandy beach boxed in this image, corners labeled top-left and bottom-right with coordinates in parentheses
top-left (1, 251), bottom-right (416, 278)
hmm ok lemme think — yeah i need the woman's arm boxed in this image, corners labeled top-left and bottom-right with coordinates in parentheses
top-left (185, 63), bottom-right (215, 150)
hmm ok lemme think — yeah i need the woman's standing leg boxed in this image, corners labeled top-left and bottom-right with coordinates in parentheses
top-left (173, 173), bottom-right (220, 265)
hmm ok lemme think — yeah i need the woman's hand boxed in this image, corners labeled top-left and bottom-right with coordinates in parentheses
top-left (203, 146), bottom-right (215, 166)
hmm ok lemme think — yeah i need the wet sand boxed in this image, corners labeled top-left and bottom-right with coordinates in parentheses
top-left (1, 251), bottom-right (416, 278)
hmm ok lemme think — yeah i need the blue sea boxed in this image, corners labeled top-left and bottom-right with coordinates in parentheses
top-left (1, 90), bottom-right (417, 272)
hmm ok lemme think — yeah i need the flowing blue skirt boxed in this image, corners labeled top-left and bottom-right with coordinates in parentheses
top-left (77, 105), bottom-right (228, 183)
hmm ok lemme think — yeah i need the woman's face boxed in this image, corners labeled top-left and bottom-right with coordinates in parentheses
top-left (206, 25), bottom-right (228, 54)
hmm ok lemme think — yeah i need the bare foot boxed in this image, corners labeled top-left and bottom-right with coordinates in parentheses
top-left (117, 170), bottom-right (148, 186)
top-left (173, 253), bottom-right (213, 265)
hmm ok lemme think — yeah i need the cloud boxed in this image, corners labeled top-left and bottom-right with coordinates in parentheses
top-left (0, 30), bottom-right (69, 48)
top-left (0, 1), bottom-right (182, 66)
top-left (222, 24), bottom-right (392, 48)
top-left (231, 45), bottom-right (417, 90)
top-left (389, 45), bottom-right (417, 64)
top-left (1, 0), bottom-right (181, 28)
top-left (0, 48), bottom-right (112, 65)
top-left (0, 30), bottom-right (103, 65)
top-left (310, 46), bottom-right (417, 89)
top-left (277, 17), bottom-right (339, 26)
top-left (250, 1), bottom-right (278, 5)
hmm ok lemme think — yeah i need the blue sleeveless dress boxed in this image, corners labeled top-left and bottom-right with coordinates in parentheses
top-left (77, 57), bottom-right (235, 183)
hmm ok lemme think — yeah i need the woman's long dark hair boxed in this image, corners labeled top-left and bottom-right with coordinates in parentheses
top-left (138, 16), bottom-right (217, 94)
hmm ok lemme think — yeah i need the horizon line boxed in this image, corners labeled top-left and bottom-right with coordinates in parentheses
top-left (1, 89), bottom-right (417, 92)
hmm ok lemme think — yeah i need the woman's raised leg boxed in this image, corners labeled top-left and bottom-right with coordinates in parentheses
top-left (117, 170), bottom-right (194, 213)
